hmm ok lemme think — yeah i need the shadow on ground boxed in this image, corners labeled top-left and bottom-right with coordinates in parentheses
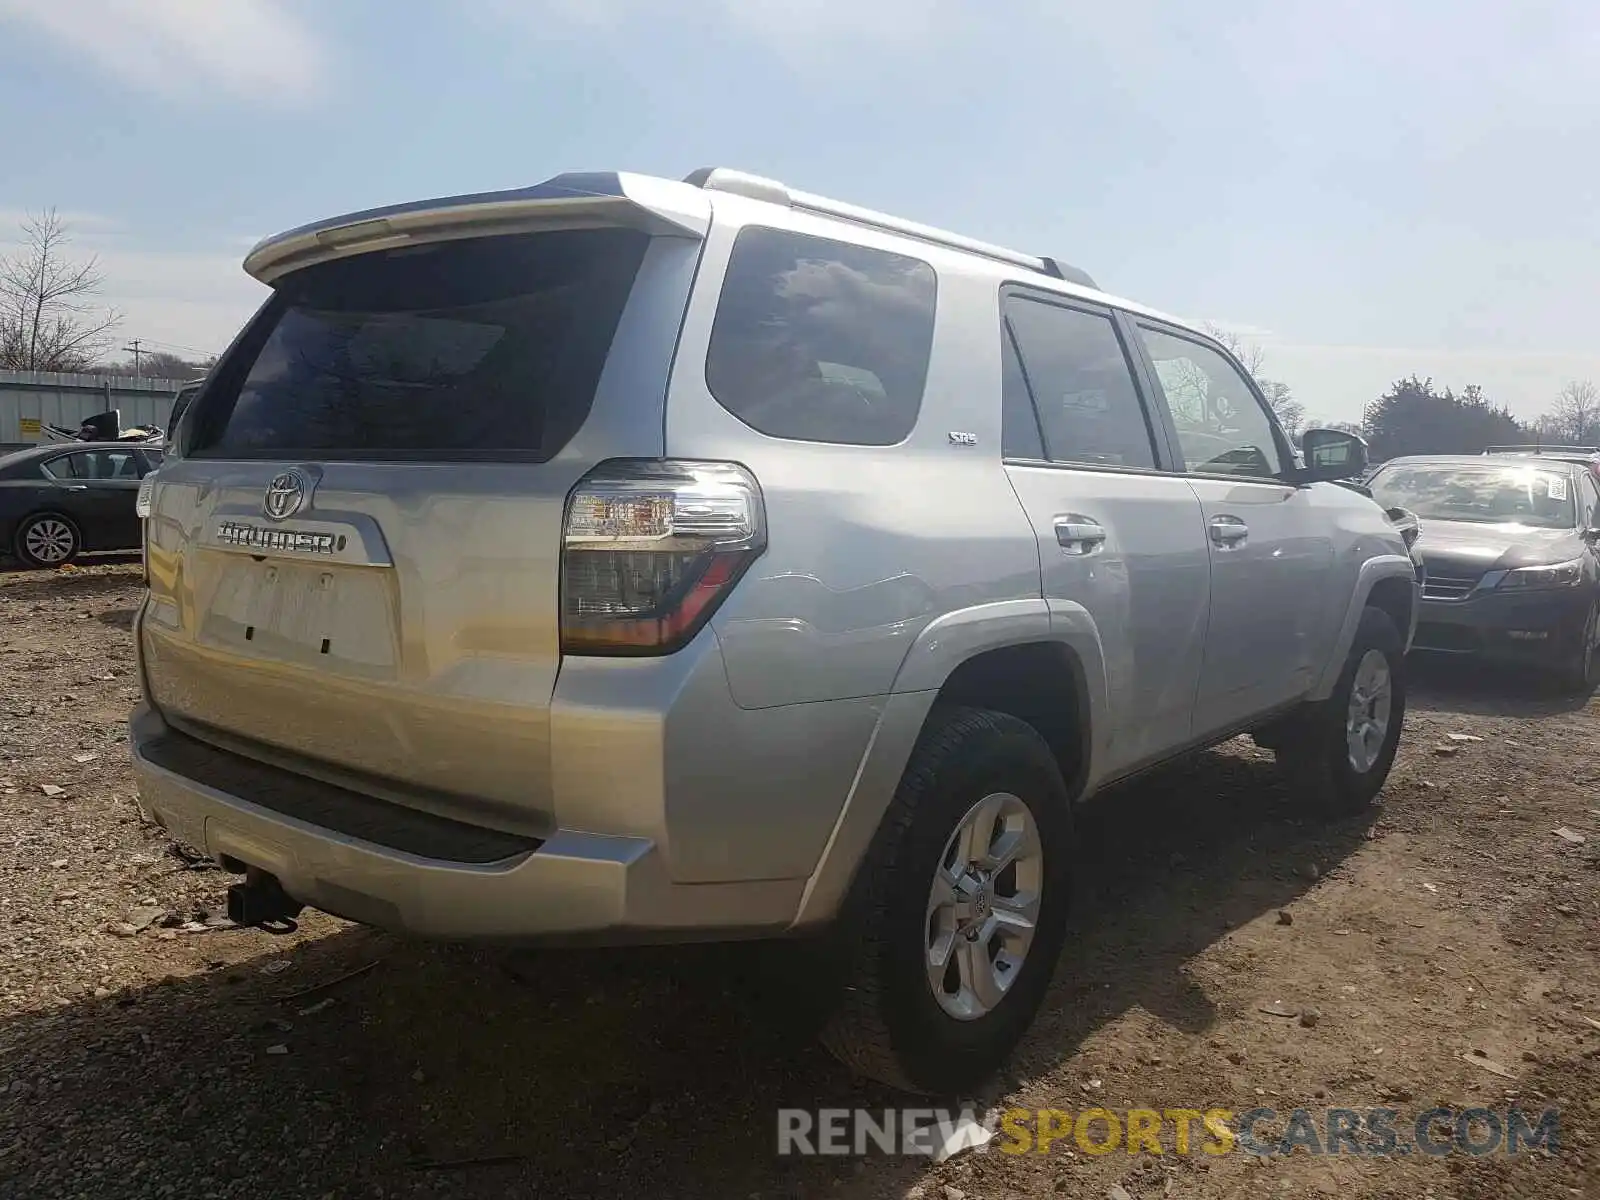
top-left (1407, 653), bottom-right (1594, 719)
top-left (96, 606), bottom-right (138, 630)
top-left (0, 747), bottom-right (1368, 1200)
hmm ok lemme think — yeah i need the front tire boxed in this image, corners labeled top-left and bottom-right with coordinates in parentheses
top-left (14, 513), bottom-right (81, 569)
top-left (1557, 600), bottom-right (1599, 696)
top-left (820, 706), bottom-right (1074, 1095)
top-left (1276, 605), bottom-right (1406, 815)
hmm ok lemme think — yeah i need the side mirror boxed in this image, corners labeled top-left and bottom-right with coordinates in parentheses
top-left (1299, 428), bottom-right (1369, 483)
top-left (1384, 505), bottom-right (1421, 550)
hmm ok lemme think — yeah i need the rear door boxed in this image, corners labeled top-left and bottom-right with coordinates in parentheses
top-left (41, 449), bottom-right (142, 549)
top-left (141, 223), bottom-right (697, 826)
top-left (1128, 322), bottom-right (1337, 734)
top-left (999, 290), bottom-right (1212, 777)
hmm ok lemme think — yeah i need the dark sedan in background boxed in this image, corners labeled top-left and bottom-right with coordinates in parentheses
top-left (0, 442), bottom-right (162, 568)
top-left (1367, 454), bottom-right (1600, 691)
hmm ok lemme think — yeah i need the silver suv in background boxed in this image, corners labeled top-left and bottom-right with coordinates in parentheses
top-left (132, 168), bottom-right (1421, 1094)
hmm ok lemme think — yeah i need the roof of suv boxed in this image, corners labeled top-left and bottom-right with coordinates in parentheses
top-left (242, 166), bottom-right (1203, 341)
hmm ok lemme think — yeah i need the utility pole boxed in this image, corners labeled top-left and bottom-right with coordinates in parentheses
top-left (123, 339), bottom-right (143, 378)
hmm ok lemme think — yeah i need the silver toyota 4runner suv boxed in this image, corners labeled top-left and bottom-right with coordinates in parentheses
top-left (132, 167), bottom-right (1421, 1095)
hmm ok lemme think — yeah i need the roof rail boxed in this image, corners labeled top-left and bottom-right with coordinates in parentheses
top-left (684, 167), bottom-right (1098, 290)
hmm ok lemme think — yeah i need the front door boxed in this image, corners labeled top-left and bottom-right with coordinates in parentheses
top-left (1129, 323), bottom-right (1336, 735)
top-left (1000, 291), bottom-right (1212, 779)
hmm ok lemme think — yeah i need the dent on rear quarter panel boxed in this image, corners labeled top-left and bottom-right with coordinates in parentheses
top-left (662, 211), bottom-right (1042, 710)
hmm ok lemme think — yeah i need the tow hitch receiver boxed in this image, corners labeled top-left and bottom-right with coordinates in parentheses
top-left (227, 868), bottom-right (304, 928)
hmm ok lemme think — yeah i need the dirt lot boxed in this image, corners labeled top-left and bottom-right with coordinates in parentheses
top-left (1, 563), bottom-right (1597, 1200)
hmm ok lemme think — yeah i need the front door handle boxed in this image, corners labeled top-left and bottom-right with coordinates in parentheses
top-left (1054, 516), bottom-right (1106, 555)
top-left (1209, 515), bottom-right (1249, 548)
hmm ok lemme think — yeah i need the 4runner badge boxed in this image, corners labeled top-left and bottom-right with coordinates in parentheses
top-left (217, 521), bottom-right (335, 555)
top-left (948, 431), bottom-right (978, 447)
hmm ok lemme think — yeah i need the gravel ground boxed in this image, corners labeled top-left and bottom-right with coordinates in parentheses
top-left (1, 562), bottom-right (1597, 1199)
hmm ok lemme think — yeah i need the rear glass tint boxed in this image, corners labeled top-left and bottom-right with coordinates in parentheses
top-left (705, 227), bottom-right (936, 445)
top-left (189, 227), bottom-right (650, 460)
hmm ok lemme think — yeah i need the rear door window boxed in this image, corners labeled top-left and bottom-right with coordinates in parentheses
top-left (1002, 294), bottom-right (1159, 470)
top-left (40, 452), bottom-right (88, 480)
top-left (41, 450), bottom-right (139, 481)
top-left (39, 454), bottom-right (92, 483)
top-left (1001, 327), bottom-right (1046, 460)
top-left (705, 227), bottom-right (936, 445)
top-left (188, 227), bottom-right (651, 461)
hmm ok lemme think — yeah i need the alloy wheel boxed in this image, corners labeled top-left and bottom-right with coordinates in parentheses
top-left (925, 792), bottom-right (1045, 1021)
top-left (1345, 649), bottom-right (1393, 774)
top-left (23, 518), bottom-right (75, 566)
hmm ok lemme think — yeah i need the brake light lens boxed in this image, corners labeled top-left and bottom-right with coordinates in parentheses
top-left (561, 460), bottom-right (765, 655)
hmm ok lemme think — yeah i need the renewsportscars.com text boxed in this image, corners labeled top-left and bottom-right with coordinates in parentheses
top-left (777, 1105), bottom-right (1560, 1158)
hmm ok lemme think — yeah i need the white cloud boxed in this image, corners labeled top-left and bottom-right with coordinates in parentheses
top-left (0, 0), bottom-right (325, 105)
top-left (483, 0), bottom-right (971, 51)
top-left (1195, 318), bottom-right (1278, 341)
top-left (92, 247), bottom-right (266, 358)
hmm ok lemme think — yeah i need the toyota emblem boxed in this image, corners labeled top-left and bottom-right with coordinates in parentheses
top-left (262, 470), bottom-right (308, 521)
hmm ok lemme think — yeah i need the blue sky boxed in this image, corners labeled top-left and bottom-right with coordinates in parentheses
top-left (3, 0), bottom-right (1600, 423)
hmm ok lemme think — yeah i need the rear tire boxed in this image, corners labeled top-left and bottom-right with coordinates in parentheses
top-left (820, 706), bottom-right (1074, 1095)
top-left (1276, 606), bottom-right (1406, 815)
top-left (14, 513), bottom-right (81, 569)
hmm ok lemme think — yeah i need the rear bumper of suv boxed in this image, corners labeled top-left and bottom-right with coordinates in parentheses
top-left (129, 698), bottom-right (819, 945)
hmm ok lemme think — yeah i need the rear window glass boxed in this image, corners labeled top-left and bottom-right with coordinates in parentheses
top-left (188, 227), bottom-right (650, 460)
top-left (705, 227), bottom-right (936, 445)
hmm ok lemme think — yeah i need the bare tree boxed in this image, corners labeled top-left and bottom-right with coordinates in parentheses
top-left (0, 209), bottom-right (121, 372)
top-left (1203, 323), bottom-right (1305, 437)
top-left (1545, 379), bottom-right (1600, 445)
top-left (1205, 324), bottom-right (1266, 376)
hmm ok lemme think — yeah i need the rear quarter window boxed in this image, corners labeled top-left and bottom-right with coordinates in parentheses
top-left (705, 227), bottom-right (936, 446)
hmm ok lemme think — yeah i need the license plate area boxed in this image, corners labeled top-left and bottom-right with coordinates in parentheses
top-left (197, 556), bottom-right (398, 672)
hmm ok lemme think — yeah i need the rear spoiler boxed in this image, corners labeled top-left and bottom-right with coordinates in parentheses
top-left (244, 173), bottom-right (713, 285)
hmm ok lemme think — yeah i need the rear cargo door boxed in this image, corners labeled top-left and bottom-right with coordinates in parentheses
top-left (141, 223), bottom-right (698, 830)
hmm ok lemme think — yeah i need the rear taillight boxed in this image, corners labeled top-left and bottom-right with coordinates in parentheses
top-left (560, 460), bottom-right (765, 655)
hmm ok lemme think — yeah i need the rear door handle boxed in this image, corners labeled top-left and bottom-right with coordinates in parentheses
top-left (1054, 516), bottom-right (1106, 555)
top-left (1209, 515), bottom-right (1249, 548)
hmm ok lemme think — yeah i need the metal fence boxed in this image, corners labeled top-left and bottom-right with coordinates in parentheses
top-left (0, 370), bottom-right (191, 454)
